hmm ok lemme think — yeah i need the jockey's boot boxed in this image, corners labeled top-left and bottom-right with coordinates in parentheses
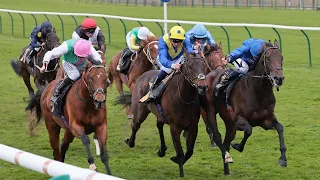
top-left (117, 49), bottom-right (133, 71)
top-left (144, 70), bottom-right (168, 103)
top-left (26, 49), bottom-right (37, 68)
top-left (51, 77), bottom-right (74, 105)
top-left (215, 69), bottom-right (238, 97)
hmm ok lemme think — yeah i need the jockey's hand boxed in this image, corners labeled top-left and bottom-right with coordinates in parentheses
top-left (139, 46), bottom-right (143, 51)
top-left (222, 56), bottom-right (229, 65)
top-left (39, 62), bottom-right (48, 73)
top-left (171, 63), bottom-right (182, 70)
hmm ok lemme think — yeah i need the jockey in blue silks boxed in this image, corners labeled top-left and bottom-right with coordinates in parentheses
top-left (215, 38), bottom-right (265, 95)
top-left (26, 21), bottom-right (53, 66)
top-left (143, 25), bottom-right (194, 102)
top-left (185, 24), bottom-right (215, 54)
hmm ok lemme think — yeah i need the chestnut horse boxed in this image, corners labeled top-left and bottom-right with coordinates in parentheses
top-left (11, 32), bottom-right (60, 97)
top-left (201, 40), bottom-right (287, 175)
top-left (115, 54), bottom-right (232, 177)
top-left (25, 62), bottom-right (111, 174)
top-left (108, 36), bottom-right (159, 118)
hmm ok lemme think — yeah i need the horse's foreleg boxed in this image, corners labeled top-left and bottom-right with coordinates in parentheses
top-left (79, 133), bottom-right (97, 171)
top-left (184, 125), bottom-right (198, 162)
top-left (45, 121), bottom-right (61, 161)
top-left (273, 119), bottom-right (287, 167)
top-left (156, 119), bottom-right (167, 157)
top-left (21, 69), bottom-right (34, 96)
top-left (201, 108), bottom-right (216, 147)
top-left (169, 126), bottom-right (185, 177)
top-left (60, 130), bottom-right (74, 162)
top-left (231, 115), bottom-right (252, 152)
top-left (96, 125), bottom-right (112, 175)
top-left (93, 133), bottom-right (100, 156)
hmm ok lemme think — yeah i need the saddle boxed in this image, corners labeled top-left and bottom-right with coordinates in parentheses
top-left (139, 71), bottom-right (175, 103)
top-left (50, 80), bottom-right (73, 127)
top-left (215, 73), bottom-right (242, 106)
top-left (119, 48), bottom-right (135, 75)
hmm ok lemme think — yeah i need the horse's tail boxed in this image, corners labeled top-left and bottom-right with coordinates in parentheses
top-left (25, 88), bottom-right (44, 123)
top-left (114, 93), bottom-right (132, 107)
top-left (10, 59), bottom-right (22, 77)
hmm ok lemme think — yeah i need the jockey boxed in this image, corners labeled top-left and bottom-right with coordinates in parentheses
top-left (116, 26), bottom-right (155, 71)
top-left (215, 38), bottom-right (265, 94)
top-left (144, 26), bottom-right (193, 102)
top-left (26, 21), bottom-right (53, 66)
top-left (185, 24), bottom-right (215, 54)
top-left (72, 18), bottom-right (106, 54)
top-left (40, 39), bottom-right (103, 105)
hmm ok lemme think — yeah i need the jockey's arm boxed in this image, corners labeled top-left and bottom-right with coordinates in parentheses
top-left (97, 31), bottom-right (106, 54)
top-left (228, 40), bottom-right (251, 63)
top-left (158, 38), bottom-right (174, 69)
top-left (149, 31), bottom-right (155, 37)
top-left (72, 31), bottom-right (80, 39)
top-left (130, 34), bottom-right (140, 51)
top-left (88, 46), bottom-right (103, 65)
top-left (30, 28), bottom-right (41, 49)
top-left (43, 42), bottom-right (68, 64)
top-left (183, 39), bottom-right (194, 54)
top-left (206, 31), bottom-right (215, 45)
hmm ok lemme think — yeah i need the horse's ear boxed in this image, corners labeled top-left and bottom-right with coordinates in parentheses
top-left (53, 27), bottom-right (56, 33)
top-left (274, 39), bottom-right (279, 48)
top-left (219, 42), bottom-right (222, 50)
top-left (268, 39), bottom-right (271, 43)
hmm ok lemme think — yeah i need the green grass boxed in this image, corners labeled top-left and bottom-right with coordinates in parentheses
top-left (0, 0), bottom-right (320, 179)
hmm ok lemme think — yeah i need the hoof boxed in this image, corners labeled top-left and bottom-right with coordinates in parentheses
top-left (157, 146), bottom-right (167, 157)
top-left (278, 159), bottom-right (287, 167)
top-left (89, 164), bottom-right (97, 171)
top-left (231, 143), bottom-right (243, 152)
top-left (124, 138), bottom-right (134, 148)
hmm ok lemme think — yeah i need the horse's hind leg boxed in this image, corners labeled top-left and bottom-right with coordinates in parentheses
top-left (169, 126), bottom-right (185, 177)
top-left (231, 115), bottom-right (252, 152)
top-left (156, 119), bottom-right (167, 157)
top-left (125, 104), bottom-right (149, 148)
top-left (115, 77), bottom-right (133, 119)
top-left (45, 120), bottom-right (62, 161)
top-left (273, 118), bottom-right (287, 167)
top-left (21, 69), bottom-right (34, 96)
top-left (184, 125), bottom-right (198, 162)
top-left (60, 130), bottom-right (74, 162)
top-left (96, 124), bottom-right (112, 175)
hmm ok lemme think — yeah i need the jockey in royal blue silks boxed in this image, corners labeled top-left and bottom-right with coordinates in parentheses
top-left (215, 38), bottom-right (266, 95)
top-left (143, 25), bottom-right (194, 102)
top-left (26, 21), bottom-right (53, 66)
top-left (185, 24), bottom-right (215, 54)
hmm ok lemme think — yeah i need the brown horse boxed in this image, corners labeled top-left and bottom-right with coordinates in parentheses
top-left (201, 39), bottom-right (287, 175)
top-left (25, 62), bottom-right (111, 174)
top-left (11, 32), bottom-right (60, 97)
top-left (115, 54), bottom-right (223, 177)
top-left (108, 36), bottom-right (159, 118)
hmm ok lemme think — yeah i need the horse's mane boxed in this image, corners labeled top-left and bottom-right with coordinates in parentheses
top-left (147, 35), bottom-right (158, 42)
top-left (204, 44), bottom-right (220, 56)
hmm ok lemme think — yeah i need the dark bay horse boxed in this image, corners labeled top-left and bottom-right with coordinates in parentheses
top-left (25, 62), bottom-right (111, 174)
top-left (202, 39), bottom-right (287, 174)
top-left (116, 54), bottom-right (231, 177)
top-left (11, 32), bottom-right (60, 97)
top-left (108, 36), bottom-right (159, 118)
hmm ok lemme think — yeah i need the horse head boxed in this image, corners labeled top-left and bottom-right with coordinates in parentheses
top-left (83, 63), bottom-right (108, 109)
top-left (182, 53), bottom-right (207, 95)
top-left (256, 39), bottom-right (284, 88)
top-left (203, 42), bottom-right (225, 71)
top-left (139, 36), bottom-right (159, 66)
top-left (40, 32), bottom-right (60, 71)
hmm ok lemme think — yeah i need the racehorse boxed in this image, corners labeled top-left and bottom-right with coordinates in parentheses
top-left (115, 54), bottom-right (232, 177)
top-left (11, 31), bottom-right (60, 97)
top-left (108, 36), bottom-right (159, 118)
top-left (201, 39), bottom-right (287, 174)
top-left (25, 61), bottom-right (111, 174)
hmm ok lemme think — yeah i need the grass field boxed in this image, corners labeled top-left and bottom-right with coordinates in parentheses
top-left (0, 0), bottom-right (320, 179)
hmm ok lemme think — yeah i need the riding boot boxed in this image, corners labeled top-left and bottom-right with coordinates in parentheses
top-left (145, 70), bottom-right (168, 102)
top-left (215, 69), bottom-right (238, 96)
top-left (51, 77), bottom-right (74, 105)
top-left (26, 49), bottom-right (37, 68)
top-left (117, 49), bottom-right (133, 71)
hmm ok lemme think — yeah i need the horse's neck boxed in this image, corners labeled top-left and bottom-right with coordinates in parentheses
top-left (73, 78), bottom-right (92, 106)
top-left (173, 70), bottom-right (197, 100)
top-left (246, 64), bottom-right (273, 97)
top-left (137, 53), bottom-right (152, 70)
